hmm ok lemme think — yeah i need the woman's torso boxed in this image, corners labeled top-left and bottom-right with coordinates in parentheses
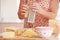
top-left (24, 0), bottom-right (51, 28)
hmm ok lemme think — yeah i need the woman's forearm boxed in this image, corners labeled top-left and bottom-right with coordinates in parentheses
top-left (39, 0), bottom-right (59, 19)
top-left (40, 10), bottom-right (57, 19)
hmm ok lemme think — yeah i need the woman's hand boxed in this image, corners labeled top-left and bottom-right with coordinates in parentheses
top-left (30, 2), bottom-right (44, 13)
top-left (21, 4), bottom-right (29, 14)
top-left (30, 0), bottom-right (59, 19)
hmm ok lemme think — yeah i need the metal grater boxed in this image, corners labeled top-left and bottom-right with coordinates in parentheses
top-left (28, 9), bottom-right (36, 23)
top-left (28, 0), bottom-right (36, 23)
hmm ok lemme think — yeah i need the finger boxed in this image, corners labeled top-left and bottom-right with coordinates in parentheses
top-left (22, 7), bottom-right (27, 10)
top-left (31, 8), bottom-right (37, 12)
top-left (31, 7), bottom-right (37, 10)
top-left (21, 8), bottom-right (27, 13)
top-left (21, 9), bottom-right (27, 13)
top-left (22, 5), bottom-right (28, 8)
top-left (22, 5), bottom-right (28, 10)
top-left (22, 7), bottom-right (27, 11)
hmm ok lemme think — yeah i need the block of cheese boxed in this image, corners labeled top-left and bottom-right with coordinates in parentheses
top-left (2, 32), bottom-right (15, 38)
top-left (22, 29), bottom-right (38, 37)
top-left (4, 27), bottom-right (23, 36)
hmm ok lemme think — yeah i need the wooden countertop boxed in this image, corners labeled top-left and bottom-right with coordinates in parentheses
top-left (0, 36), bottom-right (48, 40)
top-left (0, 33), bottom-right (58, 40)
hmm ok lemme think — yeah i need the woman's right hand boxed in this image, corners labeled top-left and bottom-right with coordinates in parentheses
top-left (21, 4), bottom-right (29, 14)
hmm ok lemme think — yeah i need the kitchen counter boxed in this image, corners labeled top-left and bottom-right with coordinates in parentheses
top-left (0, 36), bottom-right (48, 40)
top-left (0, 36), bottom-right (58, 40)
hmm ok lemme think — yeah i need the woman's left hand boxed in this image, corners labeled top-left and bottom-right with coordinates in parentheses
top-left (30, 2), bottom-right (44, 13)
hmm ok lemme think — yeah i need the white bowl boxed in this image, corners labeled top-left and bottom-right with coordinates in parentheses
top-left (35, 27), bottom-right (53, 37)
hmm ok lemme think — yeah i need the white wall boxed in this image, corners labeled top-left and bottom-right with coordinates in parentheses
top-left (0, 0), bottom-right (1, 14)
top-left (1, 0), bottom-right (21, 22)
top-left (0, 0), bottom-right (1, 21)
